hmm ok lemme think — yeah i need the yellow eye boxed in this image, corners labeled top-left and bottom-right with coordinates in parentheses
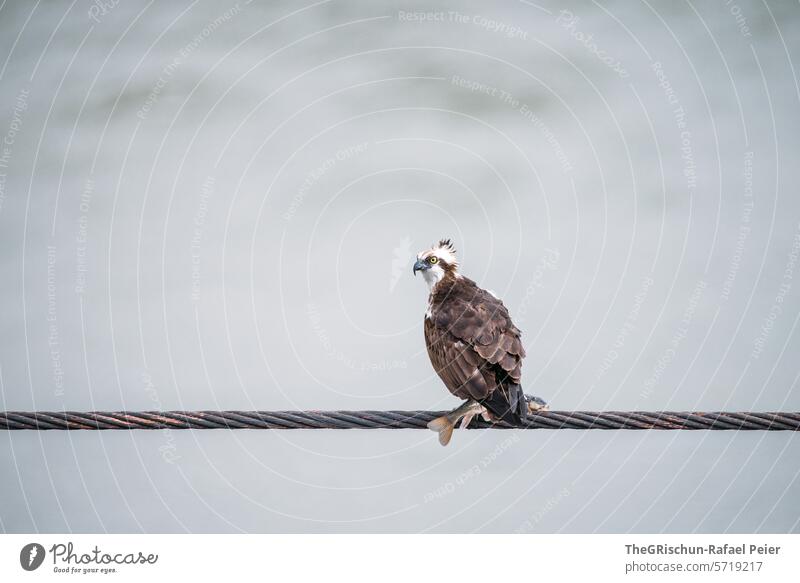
top-left (428, 256), bottom-right (438, 264)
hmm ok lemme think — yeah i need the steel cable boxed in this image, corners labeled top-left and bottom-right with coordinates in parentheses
top-left (1, 410), bottom-right (799, 431)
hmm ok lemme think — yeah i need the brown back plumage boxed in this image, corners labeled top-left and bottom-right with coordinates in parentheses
top-left (424, 273), bottom-right (527, 423)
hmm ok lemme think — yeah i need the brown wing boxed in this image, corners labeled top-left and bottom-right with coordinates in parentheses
top-left (424, 277), bottom-right (526, 404)
top-left (424, 318), bottom-right (489, 400)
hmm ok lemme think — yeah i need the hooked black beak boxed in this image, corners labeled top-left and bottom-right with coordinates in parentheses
top-left (413, 258), bottom-right (429, 276)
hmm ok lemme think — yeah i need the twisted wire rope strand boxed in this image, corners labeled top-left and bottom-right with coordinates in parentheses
top-left (2, 410), bottom-right (799, 431)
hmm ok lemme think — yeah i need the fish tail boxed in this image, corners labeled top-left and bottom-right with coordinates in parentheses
top-left (427, 415), bottom-right (455, 446)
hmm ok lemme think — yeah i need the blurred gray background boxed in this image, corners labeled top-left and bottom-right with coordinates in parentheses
top-left (1, 0), bottom-right (799, 533)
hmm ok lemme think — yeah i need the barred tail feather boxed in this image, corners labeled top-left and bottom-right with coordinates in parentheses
top-left (481, 383), bottom-right (527, 425)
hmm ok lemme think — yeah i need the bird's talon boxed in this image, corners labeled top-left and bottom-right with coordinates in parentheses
top-left (525, 395), bottom-right (549, 413)
top-left (458, 402), bottom-right (487, 429)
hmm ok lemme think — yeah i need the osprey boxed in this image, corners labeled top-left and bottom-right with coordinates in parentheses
top-left (414, 239), bottom-right (546, 446)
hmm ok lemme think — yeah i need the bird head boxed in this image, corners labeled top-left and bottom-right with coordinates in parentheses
top-left (413, 239), bottom-right (459, 288)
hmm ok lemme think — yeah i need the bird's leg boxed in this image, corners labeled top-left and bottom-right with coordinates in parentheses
top-left (427, 400), bottom-right (486, 446)
top-left (459, 400), bottom-right (488, 429)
